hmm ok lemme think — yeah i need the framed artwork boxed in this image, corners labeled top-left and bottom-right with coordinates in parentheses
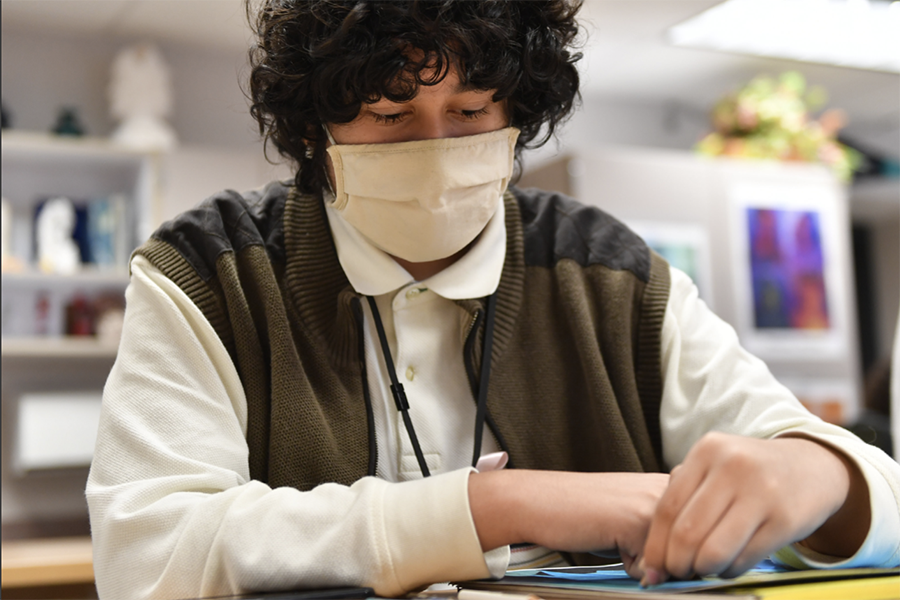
top-left (627, 220), bottom-right (715, 309)
top-left (728, 181), bottom-right (849, 360)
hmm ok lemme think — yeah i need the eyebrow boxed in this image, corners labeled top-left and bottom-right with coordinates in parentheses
top-left (369, 78), bottom-right (494, 105)
top-left (453, 81), bottom-right (492, 94)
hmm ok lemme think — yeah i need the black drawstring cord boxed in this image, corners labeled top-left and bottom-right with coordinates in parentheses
top-left (366, 291), bottom-right (498, 478)
top-left (472, 292), bottom-right (497, 468)
top-left (366, 296), bottom-right (431, 477)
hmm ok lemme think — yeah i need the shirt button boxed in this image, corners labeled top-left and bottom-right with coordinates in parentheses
top-left (405, 366), bottom-right (415, 381)
top-left (406, 288), bottom-right (420, 300)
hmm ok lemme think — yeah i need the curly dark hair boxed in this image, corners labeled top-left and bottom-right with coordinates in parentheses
top-left (247, 0), bottom-right (583, 195)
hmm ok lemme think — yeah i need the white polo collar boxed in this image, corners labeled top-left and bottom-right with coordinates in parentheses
top-left (323, 192), bottom-right (506, 300)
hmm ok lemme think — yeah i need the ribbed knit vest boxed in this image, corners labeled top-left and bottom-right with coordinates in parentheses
top-left (134, 182), bottom-right (670, 492)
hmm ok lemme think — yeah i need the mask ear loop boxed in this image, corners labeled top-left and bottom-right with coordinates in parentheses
top-left (323, 123), bottom-right (337, 146)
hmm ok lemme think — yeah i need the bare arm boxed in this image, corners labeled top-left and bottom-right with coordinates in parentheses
top-left (468, 469), bottom-right (669, 575)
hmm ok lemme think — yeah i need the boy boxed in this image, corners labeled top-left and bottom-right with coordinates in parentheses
top-left (87, 2), bottom-right (900, 599)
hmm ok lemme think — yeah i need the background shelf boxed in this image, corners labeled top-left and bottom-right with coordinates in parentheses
top-left (1, 337), bottom-right (118, 360)
top-left (2, 269), bottom-right (130, 288)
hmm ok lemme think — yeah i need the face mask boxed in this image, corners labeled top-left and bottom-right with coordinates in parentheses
top-left (325, 126), bottom-right (519, 263)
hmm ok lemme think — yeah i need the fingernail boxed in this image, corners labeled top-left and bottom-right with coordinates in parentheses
top-left (641, 568), bottom-right (662, 588)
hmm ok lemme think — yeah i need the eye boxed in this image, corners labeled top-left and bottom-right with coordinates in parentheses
top-left (371, 112), bottom-right (407, 124)
top-left (460, 107), bottom-right (490, 120)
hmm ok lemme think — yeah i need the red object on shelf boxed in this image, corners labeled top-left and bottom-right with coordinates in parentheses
top-left (65, 296), bottom-right (94, 336)
top-left (34, 292), bottom-right (51, 336)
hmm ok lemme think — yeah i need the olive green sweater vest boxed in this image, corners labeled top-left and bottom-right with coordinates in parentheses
top-left (135, 183), bottom-right (671, 492)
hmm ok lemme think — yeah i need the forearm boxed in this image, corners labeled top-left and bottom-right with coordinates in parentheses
top-left (468, 469), bottom-right (669, 562)
top-left (89, 476), bottom-right (388, 599)
top-left (89, 466), bottom-right (490, 599)
top-left (468, 469), bottom-right (525, 551)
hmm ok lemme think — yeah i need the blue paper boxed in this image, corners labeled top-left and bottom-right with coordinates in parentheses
top-left (504, 559), bottom-right (790, 592)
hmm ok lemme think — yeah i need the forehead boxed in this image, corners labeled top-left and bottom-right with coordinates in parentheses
top-left (375, 64), bottom-right (490, 105)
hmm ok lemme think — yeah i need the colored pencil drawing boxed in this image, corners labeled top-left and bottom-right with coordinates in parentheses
top-left (747, 207), bottom-right (830, 331)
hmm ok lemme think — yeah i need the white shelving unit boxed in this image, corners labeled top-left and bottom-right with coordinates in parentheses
top-left (1, 131), bottom-right (159, 535)
top-left (2, 131), bottom-right (159, 259)
top-left (2, 337), bottom-right (119, 360)
top-left (1, 131), bottom-right (154, 338)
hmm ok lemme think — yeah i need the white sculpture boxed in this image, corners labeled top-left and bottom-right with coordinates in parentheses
top-left (36, 197), bottom-right (80, 275)
top-left (109, 42), bottom-right (177, 151)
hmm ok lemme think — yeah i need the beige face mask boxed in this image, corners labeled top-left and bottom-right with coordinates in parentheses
top-left (326, 126), bottom-right (519, 263)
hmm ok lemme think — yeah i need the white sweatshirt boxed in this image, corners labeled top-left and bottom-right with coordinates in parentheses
top-left (87, 200), bottom-right (900, 600)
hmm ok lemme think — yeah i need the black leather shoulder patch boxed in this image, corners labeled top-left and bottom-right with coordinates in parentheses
top-left (513, 186), bottom-right (651, 283)
top-left (150, 180), bottom-right (289, 282)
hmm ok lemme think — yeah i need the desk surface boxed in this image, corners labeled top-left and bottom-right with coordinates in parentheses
top-left (1, 535), bottom-right (94, 588)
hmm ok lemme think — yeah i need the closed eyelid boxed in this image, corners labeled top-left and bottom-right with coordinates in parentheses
top-left (364, 103), bottom-right (404, 113)
top-left (366, 88), bottom-right (494, 108)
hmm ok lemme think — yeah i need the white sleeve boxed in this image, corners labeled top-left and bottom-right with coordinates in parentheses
top-left (86, 255), bottom-right (492, 600)
top-left (659, 265), bottom-right (900, 569)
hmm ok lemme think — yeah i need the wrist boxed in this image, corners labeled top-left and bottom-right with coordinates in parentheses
top-left (806, 447), bottom-right (870, 557)
top-left (779, 436), bottom-right (870, 557)
top-left (468, 469), bottom-right (527, 551)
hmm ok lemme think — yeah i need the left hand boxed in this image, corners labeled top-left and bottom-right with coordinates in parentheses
top-left (638, 432), bottom-right (870, 586)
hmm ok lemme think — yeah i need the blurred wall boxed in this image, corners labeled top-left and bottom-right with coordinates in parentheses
top-left (1, 29), bottom-right (258, 148)
top-left (1, 27), bottom-right (295, 226)
top-left (1, 27), bottom-right (714, 179)
top-left (523, 96), bottom-right (709, 170)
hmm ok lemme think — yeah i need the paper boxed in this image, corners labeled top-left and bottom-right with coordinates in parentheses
top-left (463, 560), bottom-right (900, 597)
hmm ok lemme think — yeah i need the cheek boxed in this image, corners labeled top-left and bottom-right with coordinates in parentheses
top-left (495, 100), bottom-right (511, 127)
top-left (475, 111), bottom-right (510, 136)
top-left (329, 119), bottom-right (382, 145)
top-left (495, 109), bottom-right (511, 130)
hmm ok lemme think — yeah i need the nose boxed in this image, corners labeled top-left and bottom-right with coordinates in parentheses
top-left (403, 113), bottom-right (454, 142)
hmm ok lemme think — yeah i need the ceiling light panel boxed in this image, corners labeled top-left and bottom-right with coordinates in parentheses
top-left (668, 0), bottom-right (900, 73)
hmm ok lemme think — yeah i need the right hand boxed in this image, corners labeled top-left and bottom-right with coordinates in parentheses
top-left (468, 469), bottom-right (669, 577)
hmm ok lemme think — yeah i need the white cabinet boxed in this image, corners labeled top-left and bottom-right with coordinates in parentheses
top-left (2, 131), bottom-right (159, 257)
top-left (0, 132), bottom-right (291, 535)
top-left (2, 131), bottom-right (159, 340)
top-left (1, 131), bottom-right (160, 533)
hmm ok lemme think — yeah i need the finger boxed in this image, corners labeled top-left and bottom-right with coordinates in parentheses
top-left (717, 518), bottom-right (796, 578)
top-left (689, 497), bottom-right (770, 577)
top-left (662, 477), bottom-right (737, 579)
top-left (642, 461), bottom-right (708, 577)
top-left (621, 552), bottom-right (642, 580)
